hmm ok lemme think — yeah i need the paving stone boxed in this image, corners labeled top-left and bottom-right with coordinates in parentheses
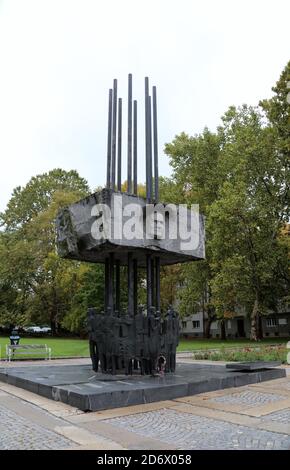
top-left (0, 403), bottom-right (74, 450)
top-left (210, 390), bottom-right (285, 408)
top-left (105, 408), bottom-right (290, 450)
top-left (261, 408), bottom-right (290, 424)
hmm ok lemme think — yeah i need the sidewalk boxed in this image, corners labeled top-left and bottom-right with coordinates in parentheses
top-left (0, 357), bottom-right (289, 449)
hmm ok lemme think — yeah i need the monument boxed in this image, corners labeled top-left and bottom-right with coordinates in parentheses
top-left (56, 74), bottom-right (205, 375)
top-left (0, 75), bottom-right (285, 412)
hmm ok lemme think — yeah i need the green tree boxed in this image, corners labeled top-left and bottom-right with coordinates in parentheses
top-left (62, 264), bottom-right (105, 334)
top-left (164, 62), bottom-right (290, 340)
top-left (0, 170), bottom-right (92, 333)
top-left (1, 168), bottom-right (89, 230)
top-left (164, 130), bottom-right (221, 336)
top-left (208, 104), bottom-right (289, 340)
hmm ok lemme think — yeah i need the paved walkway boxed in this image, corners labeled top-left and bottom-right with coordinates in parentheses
top-left (0, 359), bottom-right (289, 450)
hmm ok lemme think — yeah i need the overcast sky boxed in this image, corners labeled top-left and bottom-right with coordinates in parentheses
top-left (0, 0), bottom-right (289, 212)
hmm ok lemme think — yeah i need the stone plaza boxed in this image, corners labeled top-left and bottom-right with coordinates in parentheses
top-left (0, 357), bottom-right (289, 450)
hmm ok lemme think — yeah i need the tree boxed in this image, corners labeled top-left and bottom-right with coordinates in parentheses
top-left (62, 264), bottom-right (105, 334)
top-left (259, 61), bottom-right (290, 226)
top-left (0, 170), bottom-right (92, 333)
top-left (164, 130), bottom-right (222, 336)
top-left (0, 169), bottom-right (139, 334)
top-left (208, 104), bottom-right (289, 340)
top-left (164, 62), bottom-right (290, 340)
top-left (1, 168), bottom-right (89, 231)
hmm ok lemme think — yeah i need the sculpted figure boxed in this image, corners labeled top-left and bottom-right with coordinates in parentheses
top-left (87, 307), bottom-right (99, 372)
top-left (164, 305), bottom-right (179, 372)
top-left (148, 307), bottom-right (161, 375)
top-left (119, 312), bottom-right (134, 375)
top-left (135, 306), bottom-right (146, 374)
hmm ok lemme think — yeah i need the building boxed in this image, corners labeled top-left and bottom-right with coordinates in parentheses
top-left (180, 305), bottom-right (290, 339)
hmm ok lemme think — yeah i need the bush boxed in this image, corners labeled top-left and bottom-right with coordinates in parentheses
top-left (193, 345), bottom-right (287, 363)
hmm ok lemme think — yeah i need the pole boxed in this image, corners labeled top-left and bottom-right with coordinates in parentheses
top-left (146, 254), bottom-right (152, 311)
top-left (111, 79), bottom-right (117, 188)
top-left (127, 73), bottom-right (132, 193)
top-left (148, 95), bottom-right (153, 201)
top-left (105, 257), bottom-right (110, 310)
top-left (133, 259), bottom-right (138, 316)
top-left (133, 99), bottom-right (138, 195)
top-left (151, 255), bottom-right (155, 307)
top-left (108, 252), bottom-right (115, 311)
top-left (117, 97), bottom-right (122, 191)
top-left (106, 89), bottom-right (113, 189)
top-left (155, 257), bottom-right (160, 311)
top-left (116, 259), bottom-right (120, 312)
top-left (145, 77), bottom-right (150, 200)
top-left (152, 86), bottom-right (159, 202)
top-left (128, 252), bottom-right (134, 316)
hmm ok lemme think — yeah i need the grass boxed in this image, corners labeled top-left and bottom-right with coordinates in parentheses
top-left (0, 336), bottom-right (289, 361)
top-left (177, 337), bottom-right (290, 352)
top-left (0, 336), bottom-right (89, 359)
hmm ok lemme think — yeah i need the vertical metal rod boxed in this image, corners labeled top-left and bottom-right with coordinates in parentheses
top-left (148, 95), bottom-right (153, 201)
top-left (127, 74), bottom-right (133, 193)
top-left (146, 254), bottom-right (152, 311)
top-left (151, 256), bottom-right (155, 307)
top-left (152, 86), bottom-right (159, 202)
top-left (106, 89), bottom-right (113, 189)
top-left (128, 252), bottom-right (134, 316)
top-left (127, 77), bottom-right (133, 317)
top-left (115, 260), bottom-right (120, 312)
top-left (133, 100), bottom-right (138, 195)
top-left (155, 257), bottom-right (160, 311)
top-left (105, 257), bottom-right (110, 310)
top-left (108, 252), bottom-right (115, 311)
top-left (133, 259), bottom-right (138, 316)
top-left (145, 77), bottom-right (150, 200)
top-left (117, 98), bottom-right (122, 191)
top-left (111, 79), bottom-right (117, 188)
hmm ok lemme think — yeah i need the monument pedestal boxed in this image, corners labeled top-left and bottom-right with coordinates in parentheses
top-left (0, 362), bottom-right (285, 412)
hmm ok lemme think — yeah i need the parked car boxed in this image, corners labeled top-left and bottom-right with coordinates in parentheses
top-left (24, 326), bottom-right (41, 333)
top-left (40, 326), bottom-right (52, 333)
top-left (24, 325), bottom-right (51, 334)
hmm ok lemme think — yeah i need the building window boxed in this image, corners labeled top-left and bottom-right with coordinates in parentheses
top-left (192, 321), bottom-right (200, 329)
top-left (278, 318), bottom-right (287, 325)
top-left (182, 321), bottom-right (187, 329)
top-left (266, 318), bottom-right (277, 327)
top-left (227, 320), bottom-right (232, 329)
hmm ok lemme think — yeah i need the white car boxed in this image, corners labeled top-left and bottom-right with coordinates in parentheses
top-left (24, 326), bottom-right (42, 333)
top-left (24, 326), bottom-right (51, 333)
top-left (40, 326), bottom-right (52, 333)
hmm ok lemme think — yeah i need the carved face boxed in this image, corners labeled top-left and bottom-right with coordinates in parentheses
top-left (146, 210), bottom-right (165, 240)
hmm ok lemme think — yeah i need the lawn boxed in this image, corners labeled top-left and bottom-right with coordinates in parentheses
top-left (177, 337), bottom-right (290, 352)
top-left (0, 336), bottom-right (289, 360)
top-left (0, 336), bottom-right (89, 359)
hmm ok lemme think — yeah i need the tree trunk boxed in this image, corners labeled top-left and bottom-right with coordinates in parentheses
top-left (250, 296), bottom-right (259, 341)
top-left (204, 319), bottom-right (212, 339)
top-left (258, 314), bottom-right (263, 340)
top-left (220, 319), bottom-right (226, 340)
top-left (50, 314), bottom-right (57, 337)
top-left (204, 302), bottom-right (215, 339)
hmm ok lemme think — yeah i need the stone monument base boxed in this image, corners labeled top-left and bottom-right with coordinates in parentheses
top-left (0, 362), bottom-right (285, 412)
